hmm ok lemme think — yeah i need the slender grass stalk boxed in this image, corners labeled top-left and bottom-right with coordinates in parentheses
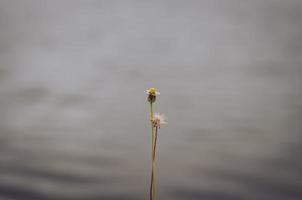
top-left (153, 127), bottom-right (158, 162)
top-left (150, 111), bottom-right (160, 200)
top-left (149, 102), bottom-right (155, 200)
top-left (152, 127), bottom-right (158, 199)
top-left (150, 103), bottom-right (154, 160)
top-left (150, 170), bottom-right (154, 200)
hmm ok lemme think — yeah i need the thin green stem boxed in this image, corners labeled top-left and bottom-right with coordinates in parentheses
top-left (150, 103), bottom-right (154, 159)
top-left (149, 102), bottom-right (155, 200)
top-left (151, 127), bottom-right (158, 199)
top-left (150, 166), bottom-right (154, 200)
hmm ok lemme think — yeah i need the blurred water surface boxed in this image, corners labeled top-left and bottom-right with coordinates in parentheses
top-left (0, 0), bottom-right (302, 200)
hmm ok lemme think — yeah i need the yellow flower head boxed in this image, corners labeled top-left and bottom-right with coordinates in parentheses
top-left (146, 87), bottom-right (160, 95)
top-left (146, 87), bottom-right (160, 103)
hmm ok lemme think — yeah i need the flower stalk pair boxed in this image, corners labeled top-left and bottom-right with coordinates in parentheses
top-left (146, 88), bottom-right (166, 200)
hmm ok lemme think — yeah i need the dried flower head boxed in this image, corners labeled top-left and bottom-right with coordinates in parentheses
top-left (152, 113), bottom-right (167, 129)
top-left (146, 87), bottom-right (160, 103)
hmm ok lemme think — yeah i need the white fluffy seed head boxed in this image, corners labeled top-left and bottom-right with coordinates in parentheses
top-left (153, 113), bottom-right (167, 128)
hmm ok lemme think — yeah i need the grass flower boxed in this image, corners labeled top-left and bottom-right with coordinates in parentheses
top-left (146, 87), bottom-right (160, 95)
top-left (146, 87), bottom-right (160, 103)
top-left (146, 87), bottom-right (165, 200)
top-left (153, 113), bottom-right (167, 129)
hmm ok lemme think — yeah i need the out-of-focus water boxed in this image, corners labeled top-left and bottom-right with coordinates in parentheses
top-left (0, 0), bottom-right (302, 200)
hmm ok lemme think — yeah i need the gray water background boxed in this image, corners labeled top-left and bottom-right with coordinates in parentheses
top-left (0, 0), bottom-right (302, 199)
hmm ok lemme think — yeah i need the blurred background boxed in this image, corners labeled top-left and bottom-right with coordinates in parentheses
top-left (0, 0), bottom-right (302, 200)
